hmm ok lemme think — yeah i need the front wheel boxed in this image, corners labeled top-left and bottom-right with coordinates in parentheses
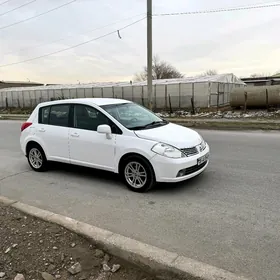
top-left (27, 144), bottom-right (48, 172)
top-left (122, 156), bottom-right (156, 193)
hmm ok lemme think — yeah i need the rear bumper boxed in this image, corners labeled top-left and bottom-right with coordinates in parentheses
top-left (150, 144), bottom-right (210, 183)
top-left (20, 136), bottom-right (26, 156)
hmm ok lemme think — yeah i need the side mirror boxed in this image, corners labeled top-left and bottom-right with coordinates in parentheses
top-left (97, 124), bottom-right (112, 139)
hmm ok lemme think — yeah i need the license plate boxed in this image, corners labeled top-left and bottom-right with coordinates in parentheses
top-left (197, 153), bottom-right (209, 165)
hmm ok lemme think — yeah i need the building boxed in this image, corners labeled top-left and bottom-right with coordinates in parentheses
top-left (0, 80), bottom-right (44, 90)
top-left (241, 74), bottom-right (280, 87)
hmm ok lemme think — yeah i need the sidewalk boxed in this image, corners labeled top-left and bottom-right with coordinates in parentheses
top-left (0, 114), bottom-right (29, 120)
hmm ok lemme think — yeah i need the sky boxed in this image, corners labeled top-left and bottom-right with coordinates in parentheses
top-left (0, 0), bottom-right (280, 84)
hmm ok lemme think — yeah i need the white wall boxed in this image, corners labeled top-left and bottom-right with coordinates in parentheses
top-left (0, 82), bottom-right (236, 110)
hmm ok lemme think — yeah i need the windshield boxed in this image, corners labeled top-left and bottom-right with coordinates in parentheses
top-left (100, 102), bottom-right (168, 130)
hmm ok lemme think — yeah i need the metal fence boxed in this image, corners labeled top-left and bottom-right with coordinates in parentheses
top-left (0, 82), bottom-right (244, 111)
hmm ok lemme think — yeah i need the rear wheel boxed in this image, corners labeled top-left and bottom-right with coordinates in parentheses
top-left (121, 155), bottom-right (156, 193)
top-left (27, 144), bottom-right (48, 172)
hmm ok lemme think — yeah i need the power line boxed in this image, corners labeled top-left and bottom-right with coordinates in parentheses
top-left (0, 0), bottom-right (13, 6)
top-left (3, 13), bottom-right (145, 56)
top-left (153, 2), bottom-right (280, 16)
top-left (0, 0), bottom-right (77, 31)
top-left (0, 0), bottom-right (37, 17)
top-left (0, 17), bottom-right (146, 68)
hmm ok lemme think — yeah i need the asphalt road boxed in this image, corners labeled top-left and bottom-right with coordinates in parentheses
top-left (1, 121), bottom-right (280, 280)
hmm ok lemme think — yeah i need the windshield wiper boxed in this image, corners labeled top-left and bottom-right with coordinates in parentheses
top-left (145, 120), bottom-right (168, 127)
top-left (130, 120), bottom-right (168, 130)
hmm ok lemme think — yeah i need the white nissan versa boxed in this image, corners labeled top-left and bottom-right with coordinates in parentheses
top-left (20, 98), bottom-right (210, 192)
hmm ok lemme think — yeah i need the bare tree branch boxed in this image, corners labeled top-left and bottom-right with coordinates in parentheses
top-left (134, 55), bottom-right (184, 81)
top-left (201, 69), bottom-right (218, 76)
top-left (249, 72), bottom-right (270, 78)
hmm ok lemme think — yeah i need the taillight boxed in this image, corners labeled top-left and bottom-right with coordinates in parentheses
top-left (21, 122), bottom-right (32, 132)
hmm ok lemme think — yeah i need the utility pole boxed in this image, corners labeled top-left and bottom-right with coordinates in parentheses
top-left (147, 0), bottom-right (153, 110)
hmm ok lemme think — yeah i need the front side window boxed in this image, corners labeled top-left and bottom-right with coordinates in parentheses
top-left (74, 104), bottom-right (122, 134)
top-left (100, 102), bottom-right (168, 130)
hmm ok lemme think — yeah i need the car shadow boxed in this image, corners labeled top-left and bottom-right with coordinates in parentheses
top-left (48, 161), bottom-right (120, 184)
top-left (46, 161), bottom-right (211, 194)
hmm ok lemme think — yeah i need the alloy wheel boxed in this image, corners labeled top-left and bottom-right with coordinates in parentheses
top-left (124, 161), bottom-right (147, 189)
top-left (29, 148), bottom-right (43, 169)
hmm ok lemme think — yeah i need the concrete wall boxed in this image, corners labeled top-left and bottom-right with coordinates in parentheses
top-left (230, 85), bottom-right (280, 107)
top-left (0, 82), bottom-right (239, 110)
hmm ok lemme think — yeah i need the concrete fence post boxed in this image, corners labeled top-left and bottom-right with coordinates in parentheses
top-left (22, 92), bottom-right (25, 108)
top-left (168, 94), bottom-right (173, 114)
top-left (217, 83), bottom-right (220, 111)
top-left (179, 83), bottom-right (181, 109)
top-left (266, 88), bottom-right (269, 111)
top-left (141, 86), bottom-right (144, 106)
top-left (164, 85), bottom-right (167, 111)
top-left (244, 91), bottom-right (248, 113)
top-left (153, 85), bottom-right (156, 110)
top-left (132, 86), bottom-right (134, 101)
top-left (192, 82), bottom-right (195, 113)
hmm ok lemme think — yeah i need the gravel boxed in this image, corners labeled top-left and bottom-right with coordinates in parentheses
top-left (0, 203), bottom-right (155, 280)
top-left (157, 109), bottom-right (280, 119)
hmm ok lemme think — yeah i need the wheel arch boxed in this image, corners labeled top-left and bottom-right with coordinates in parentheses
top-left (118, 152), bottom-right (155, 175)
top-left (26, 141), bottom-right (45, 156)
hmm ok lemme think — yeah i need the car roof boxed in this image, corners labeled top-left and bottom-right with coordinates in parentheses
top-left (37, 98), bottom-right (131, 107)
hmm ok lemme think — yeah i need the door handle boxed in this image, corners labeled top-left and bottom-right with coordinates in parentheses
top-left (70, 133), bottom-right (79, 138)
top-left (38, 128), bottom-right (45, 132)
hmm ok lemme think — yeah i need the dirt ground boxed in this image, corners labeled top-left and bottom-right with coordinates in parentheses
top-left (0, 203), bottom-right (156, 280)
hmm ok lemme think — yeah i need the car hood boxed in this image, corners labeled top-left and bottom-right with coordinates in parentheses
top-left (134, 123), bottom-right (202, 148)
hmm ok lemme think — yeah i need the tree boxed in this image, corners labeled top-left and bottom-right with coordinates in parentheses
top-left (250, 73), bottom-right (270, 78)
top-left (250, 73), bottom-right (262, 78)
top-left (201, 69), bottom-right (218, 76)
top-left (134, 55), bottom-right (184, 81)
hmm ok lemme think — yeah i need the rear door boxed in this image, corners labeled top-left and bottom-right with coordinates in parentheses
top-left (36, 104), bottom-right (70, 163)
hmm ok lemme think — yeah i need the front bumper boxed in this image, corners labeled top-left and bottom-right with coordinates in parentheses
top-left (150, 144), bottom-right (210, 183)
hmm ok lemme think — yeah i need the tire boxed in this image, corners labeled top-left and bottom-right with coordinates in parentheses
top-left (121, 155), bottom-right (156, 193)
top-left (27, 143), bottom-right (48, 172)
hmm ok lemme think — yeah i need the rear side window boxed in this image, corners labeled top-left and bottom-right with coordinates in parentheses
top-left (39, 106), bottom-right (50, 124)
top-left (49, 105), bottom-right (70, 127)
top-left (39, 104), bottom-right (70, 127)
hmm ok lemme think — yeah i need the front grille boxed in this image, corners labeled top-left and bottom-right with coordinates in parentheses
top-left (181, 147), bottom-right (198, 157)
top-left (177, 161), bottom-right (208, 177)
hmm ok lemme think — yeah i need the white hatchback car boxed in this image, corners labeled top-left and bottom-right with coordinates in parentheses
top-left (20, 98), bottom-right (210, 192)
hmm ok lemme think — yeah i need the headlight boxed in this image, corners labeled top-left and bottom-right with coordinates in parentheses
top-left (199, 135), bottom-right (207, 151)
top-left (151, 143), bottom-right (185, 158)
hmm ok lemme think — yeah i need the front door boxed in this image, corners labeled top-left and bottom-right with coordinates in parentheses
top-left (69, 104), bottom-right (116, 171)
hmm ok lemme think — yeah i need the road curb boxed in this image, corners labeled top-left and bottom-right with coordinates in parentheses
top-left (0, 195), bottom-right (250, 280)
